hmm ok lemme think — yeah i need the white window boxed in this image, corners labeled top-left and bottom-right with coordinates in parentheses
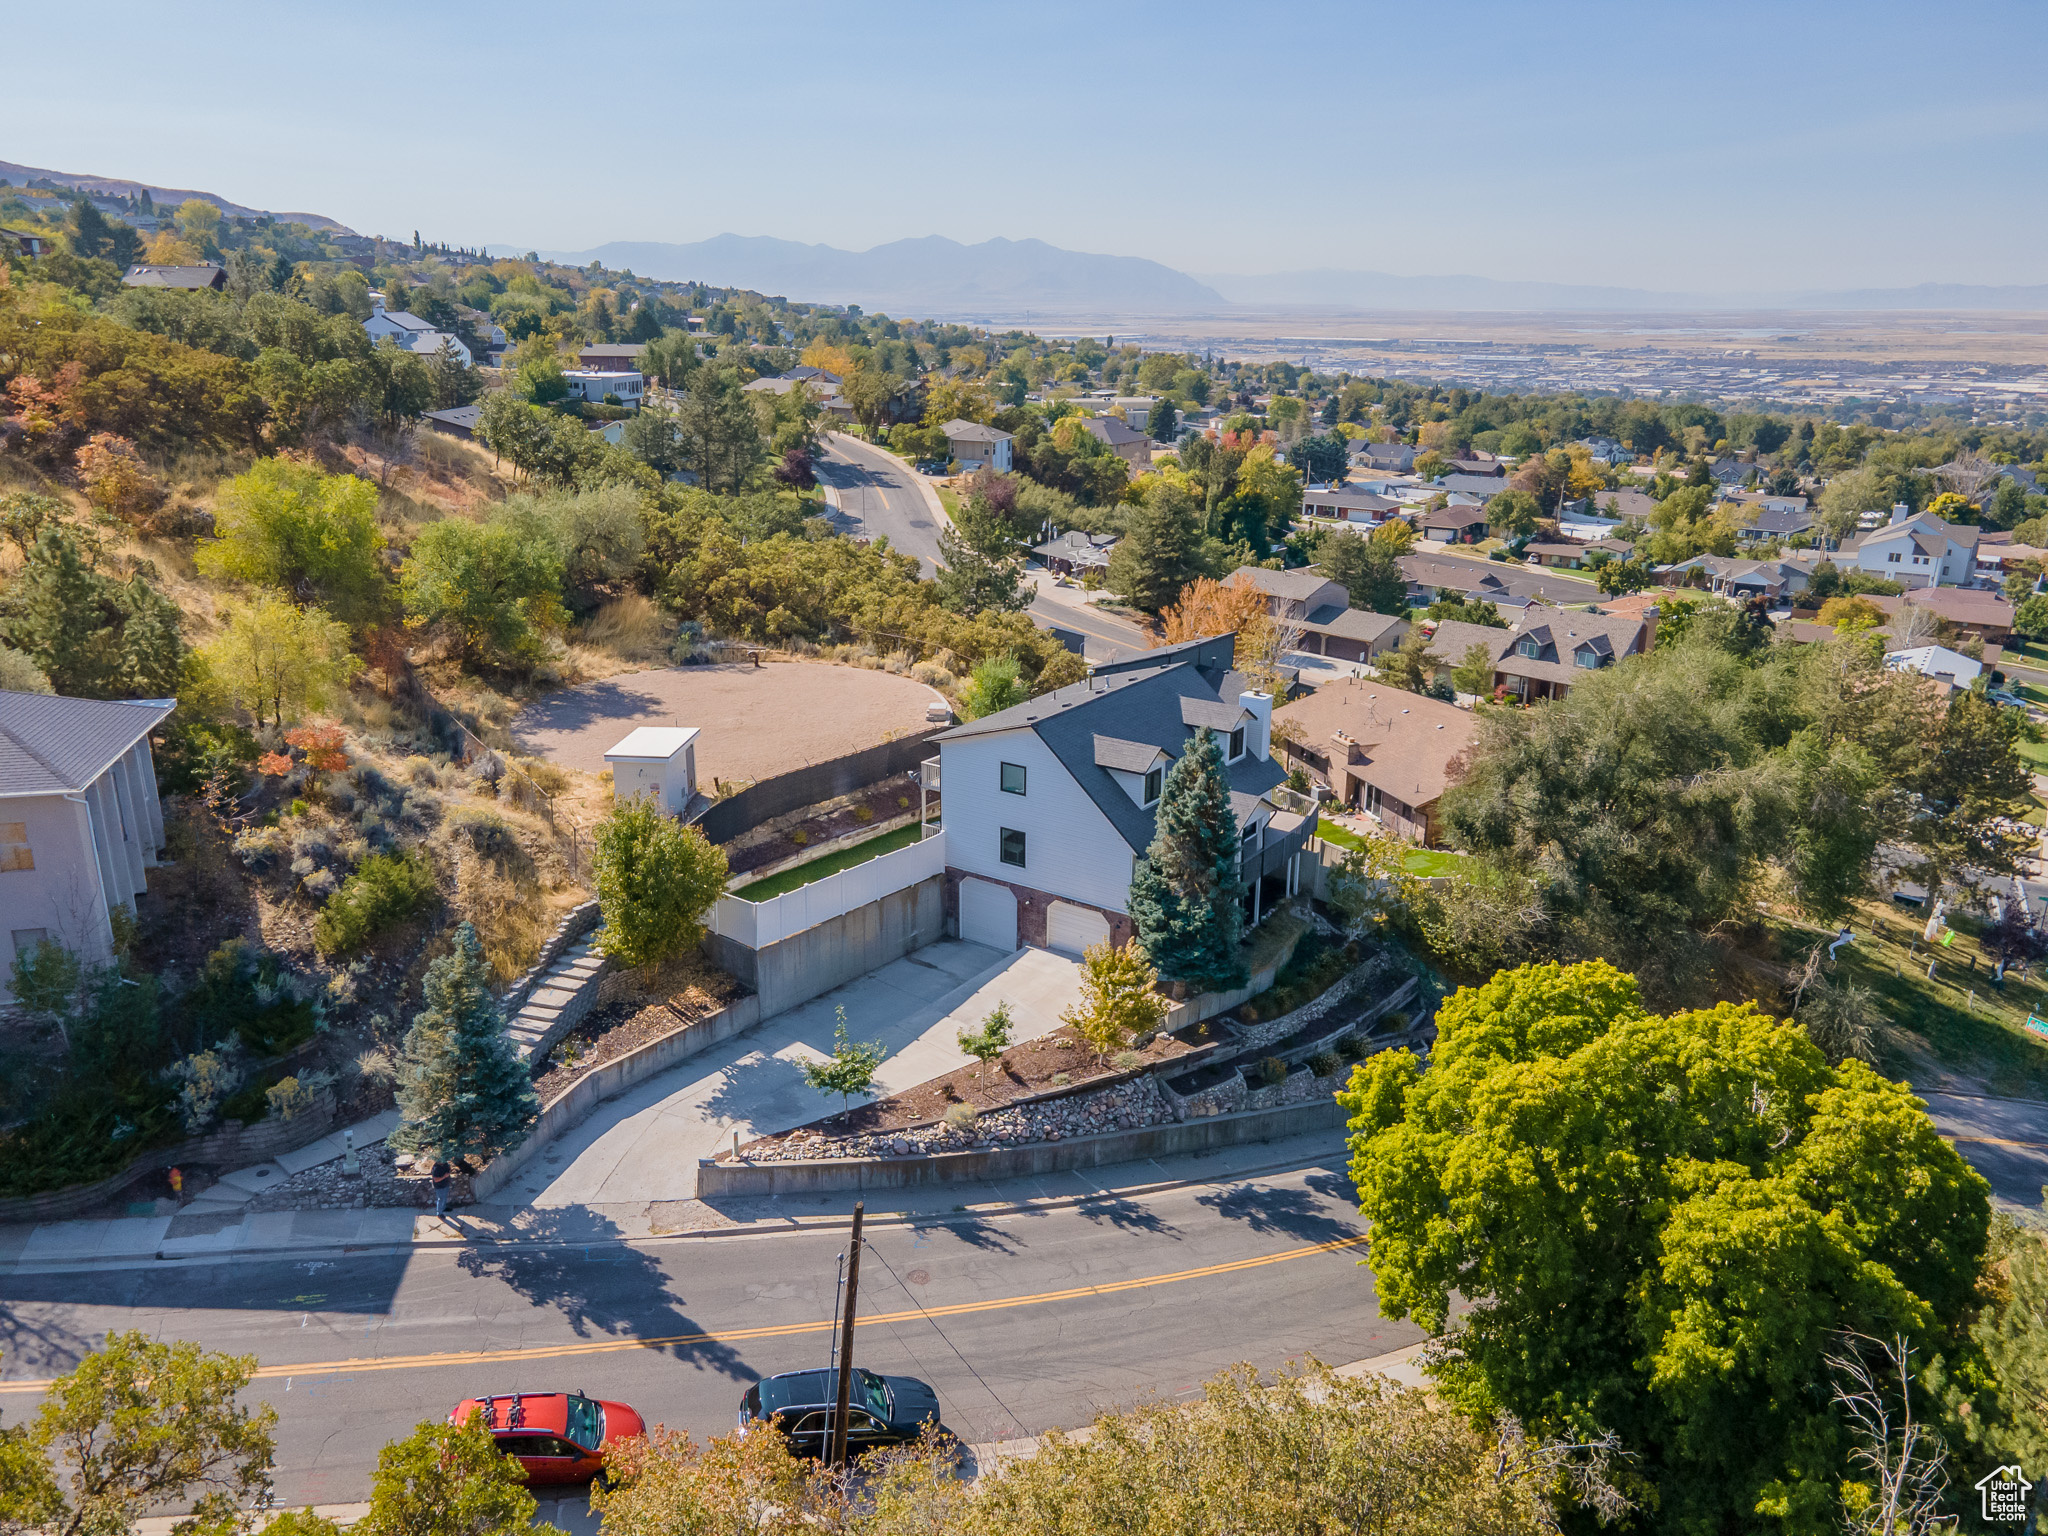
top-left (1888, 553), bottom-right (1901, 564)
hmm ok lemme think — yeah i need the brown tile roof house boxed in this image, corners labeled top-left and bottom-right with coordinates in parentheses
top-left (1795, 587), bottom-right (2015, 641)
top-left (121, 262), bottom-right (227, 291)
top-left (1410, 604), bottom-right (1656, 703)
top-left (1275, 683), bottom-right (1478, 846)
top-left (1592, 489), bottom-right (1657, 522)
top-left (1399, 552), bottom-right (1594, 608)
top-left (1231, 565), bottom-right (1348, 622)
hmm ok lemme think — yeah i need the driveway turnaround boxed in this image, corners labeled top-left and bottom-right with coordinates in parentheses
top-left (504, 941), bottom-right (1084, 1209)
top-left (511, 661), bottom-right (938, 781)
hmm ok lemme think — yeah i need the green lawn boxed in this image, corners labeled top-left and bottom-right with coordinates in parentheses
top-left (732, 822), bottom-right (927, 902)
top-left (1768, 902), bottom-right (2048, 1098)
top-left (2016, 737), bottom-right (2048, 774)
top-left (1313, 818), bottom-right (1465, 876)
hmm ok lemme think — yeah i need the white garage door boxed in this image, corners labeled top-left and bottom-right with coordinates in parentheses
top-left (958, 877), bottom-right (1019, 952)
top-left (1045, 901), bottom-right (1111, 959)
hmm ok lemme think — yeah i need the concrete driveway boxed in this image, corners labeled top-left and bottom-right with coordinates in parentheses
top-left (502, 941), bottom-right (1085, 1209)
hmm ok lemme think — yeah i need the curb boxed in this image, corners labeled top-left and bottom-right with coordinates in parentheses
top-left (0, 1144), bottom-right (1349, 1276)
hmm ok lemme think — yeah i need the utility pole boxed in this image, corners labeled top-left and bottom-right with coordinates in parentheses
top-left (828, 1201), bottom-right (865, 1466)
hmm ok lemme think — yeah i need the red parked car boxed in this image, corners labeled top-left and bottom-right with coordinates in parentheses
top-left (448, 1391), bottom-right (646, 1484)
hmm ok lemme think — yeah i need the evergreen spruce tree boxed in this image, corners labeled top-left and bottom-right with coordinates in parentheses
top-left (390, 924), bottom-right (539, 1166)
top-left (1127, 727), bottom-right (1247, 992)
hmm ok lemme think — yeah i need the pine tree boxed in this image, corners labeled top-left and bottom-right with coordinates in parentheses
top-left (1128, 727), bottom-right (1247, 992)
top-left (390, 924), bottom-right (539, 1166)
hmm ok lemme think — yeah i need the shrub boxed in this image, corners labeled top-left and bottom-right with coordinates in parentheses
top-left (313, 849), bottom-right (439, 955)
top-left (1335, 1031), bottom-right (1367, 1061)
top-left (1308, 1050), bottom-right (1343, 1078)
top-left (943, 1102), bottom-right (979, 1131)
top-left (591, 796), bottom-right (731, 968)
top-left (1259, 1056), bottom-right (1288, 1086)
top-left (265, 1074), bottom-right (320, 1121)
top-left (1112, 1051), bottom-right (1146, 1070)
top-left (854, 804), bottom-right (874, 824)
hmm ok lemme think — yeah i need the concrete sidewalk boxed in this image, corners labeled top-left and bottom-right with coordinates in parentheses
top-left (503, 939), bottom-right (1083, 1208)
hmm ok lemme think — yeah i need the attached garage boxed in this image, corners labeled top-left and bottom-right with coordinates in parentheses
top-left (957, 877), bottom-right (1019, 952)
top-left (1045, 900), bottom-right (1111, 959)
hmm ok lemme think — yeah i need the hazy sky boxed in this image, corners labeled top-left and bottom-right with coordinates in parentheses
top-left (11, 0), bottom-right (2047, 292)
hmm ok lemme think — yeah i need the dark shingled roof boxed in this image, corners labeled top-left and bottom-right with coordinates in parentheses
top-left (936, 645), bottom-right (1282, 852)
top-left (0, 691), bottom-right (175, 797)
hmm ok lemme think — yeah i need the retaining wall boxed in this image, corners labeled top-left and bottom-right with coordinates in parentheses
top-left (697, 732), bottom-right (943, 846)
top-left (472, 995), bottom-right (764, 1201)
top-left (694, 1097), bottom-right (1347, 1198)
top-left (703, 873), bottom-right (946, 1018)
top-left (0, 1096), bottom-right (340, 1225)
top-left (1163, 917), bottom-right (1313, 1030)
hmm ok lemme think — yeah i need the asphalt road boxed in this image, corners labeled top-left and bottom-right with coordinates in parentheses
top-left (816, 433), bottom-right (945, 576)
top-left (0, 1164), bottom-right (1413, 1506)
top-left (814, 434), bottom-right (1147, 663)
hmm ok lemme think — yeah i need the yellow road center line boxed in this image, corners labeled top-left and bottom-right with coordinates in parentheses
top-left (0, 1234), bottom-right (1369, 1394)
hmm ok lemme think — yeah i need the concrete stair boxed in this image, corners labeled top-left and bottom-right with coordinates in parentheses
top-left (504, 936), bottom-right (610, 1064)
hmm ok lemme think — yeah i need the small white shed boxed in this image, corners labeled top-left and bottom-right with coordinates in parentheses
top-left (604, 726), bottom-right (699, 814)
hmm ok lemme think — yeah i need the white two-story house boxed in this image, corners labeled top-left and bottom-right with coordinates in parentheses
top-left (1849, 505), bottom-right (1979, 589)
top-left (363, 292), bottom-right (474, 366)
top-left (932, 634), bottom-right (1314, 957)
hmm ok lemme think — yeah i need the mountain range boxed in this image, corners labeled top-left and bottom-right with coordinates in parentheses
top-left (6, 159), bottom-right (2041, 314)
top-left (495, 234), bottom-right (1226, 316)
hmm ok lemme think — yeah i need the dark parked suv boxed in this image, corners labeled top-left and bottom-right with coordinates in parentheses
top-left (737, 1368), bottom-right (944, 1458)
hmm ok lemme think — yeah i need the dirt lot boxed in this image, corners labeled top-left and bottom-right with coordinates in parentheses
top-left (510, 661), bottom-right (941, 786)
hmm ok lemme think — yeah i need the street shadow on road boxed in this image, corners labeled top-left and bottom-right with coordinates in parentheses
top-left (0, 1298), bottom-right (97, 1382)
top-left (1193, 1182), bottom-right (1361, 1247)
top-left (903, 1211), bottom-right (1019, 1255)
top-left (452, 1208), bottom-right (752, 1382)
top-left (1069, 1196), bottom-right (1182, 1240)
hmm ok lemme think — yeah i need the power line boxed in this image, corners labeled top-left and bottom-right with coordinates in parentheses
top-left (860, 1237), bottom-right (1027, 1440)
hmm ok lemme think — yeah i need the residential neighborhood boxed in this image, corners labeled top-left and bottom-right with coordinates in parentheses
top-left (1, 8), bottom-right (2045, 1532)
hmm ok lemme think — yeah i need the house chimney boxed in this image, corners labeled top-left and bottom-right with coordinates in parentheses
top-left (1640, 603), bottom-right (1661, 651)
top-left (1890, 502), bottom-right (1910, 525)
top-left (1239, 690), bottom-right (1273, 761)
top-left (369, 291), bottom-right (386, 317)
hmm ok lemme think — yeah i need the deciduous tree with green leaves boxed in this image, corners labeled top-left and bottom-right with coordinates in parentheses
top-left (956, 1001), bottom-right (1014, 1087)
top-left (801, 1004), bottom-right (886, 1118)
top-left (591, 795), bottom-right (731, 969)
top-left (201, 594), bottom-right (360, 728)
top-left (0, 1331), bottom-right (277, 1536)
top-left (196, 459), bottom-right (387, 623)
top-left (355, 1413), bottom-right (564, 1536)
top-left (1128, 727), bottom-right (1245, 992)
top-left (1318, 528), bottom-right (1410, 617)
top-left (955, 653), bottom-right (1028, 720)
top-left (1060, 939), bottom-right (1168, 1063)
top-left (1339, 960), bottom-right (1990, 1536)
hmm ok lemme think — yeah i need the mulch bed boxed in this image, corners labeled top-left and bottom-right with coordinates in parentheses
top-left (741, 1020), bottom-right (1208, 1149)
top-left (530, 965), bottom-right (743, 1102)
top-left (724, 775), bottom-right (932, 877)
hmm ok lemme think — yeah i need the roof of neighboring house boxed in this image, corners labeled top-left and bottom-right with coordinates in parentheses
top-left (1354, 441), bottom-right (1416, 464)
top-left (1593, 489), bottom-right (1657, 520)
top-left (1885, 645), bottom-right (1981, 684)
top-left (1300, 489), bottom-right (1402, 517)
top-left (1084, 416), bottom-right (1148, 448)
top-left (1490, 604), bottom-right (1653, 685)
top-left (1033, 530), bottom-right (1118, 562)
top-left (0, 692), bottom-right (176, 798)
top-left (940, 419), bottom-right (1014, 444)
top-left (1748, 505), bottom-right (1815, 535)
top-left (1436, 474), bottom-right (1506, 499)
top-left (1447, 457), bottom-right (1505, 477)
top-left (1422, 505), bottom-right (1490, 530)
top-left (935, 646), bottom-right (1284, 852)
top-left (1859, 512), bottom-right (1981, 552)
top-left (579, 343), bottom-right (647, 361)
top-left (783, 365), bottom-right (842, 384)
top-left (1855, 588), bottom-right (2016, 629)
top-left (1661, 554), bottom-right (1807, 587)
top-left (1725, 490), bottom-right (1810, 513)
top-left (1418, 617), bottom-right (1513, 665)
top-left (122, 262), bottom-right (226, 290)
top-left (1300, 605), bottom-right (1405, 645)
top-left (1274, 684), bottom-right (1478, 811)
top-left (1401, 552), bottom-right (1579, 604)
top-left (1230, 565), bottom-right (1340, 603)
top-left (423, 404), bottom-right (482, 433)
top-left (1523, 542), bottom-right (1589, 559)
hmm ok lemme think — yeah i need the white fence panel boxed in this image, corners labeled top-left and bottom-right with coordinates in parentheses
top-left (711, 830), bottom-right (946, 949)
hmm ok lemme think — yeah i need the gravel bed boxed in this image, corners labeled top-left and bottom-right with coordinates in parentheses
top-left (738, 1076), bottom-right (1178, 1162)
top-left (243, 1143), bottom-right (447, 1211)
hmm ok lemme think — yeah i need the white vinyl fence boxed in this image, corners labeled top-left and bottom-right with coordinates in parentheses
top-left (709, 829), bottom-right (946, 949)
